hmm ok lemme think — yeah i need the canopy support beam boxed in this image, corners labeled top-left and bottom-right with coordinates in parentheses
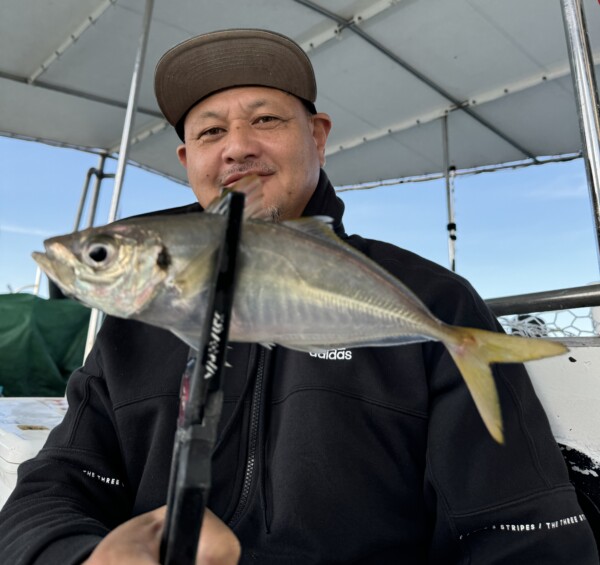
top-left (28, 0), bottom-right (117, 84)
top-left (442, 115), bottom-right (457, 272)
top-left (0, 70), bottom-right (162, 121)
top-left (560, 0), bottom-right (600, 272)
top-left (293, 0), bottom-right (539, 161)
top-left (107, 0), bottom-right (154, 223)
top-left (83, 0), bottom-right (154, 357)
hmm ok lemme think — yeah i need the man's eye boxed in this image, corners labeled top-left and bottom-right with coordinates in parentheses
top-left (255, 116), bottom-right (280, 125)
top-left (200, 127), bottom-right (225, 138)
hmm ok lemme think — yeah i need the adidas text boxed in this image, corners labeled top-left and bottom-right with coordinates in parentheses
top-left (309, 348), bottom-right (352, 361)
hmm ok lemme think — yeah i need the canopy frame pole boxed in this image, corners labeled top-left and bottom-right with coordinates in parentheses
top-left (73, 167), bottom-right (97, 232)
top-left (84, 0), bottom-right (153, 356)
top-left (107, 0), bottom-right (154, 223)
top-left (32, 268), bottom-right (42, 296)
top-left (72, 153), bottom-right (113, 231)
top-left (85, 154), bottom-right (113, 228)
top-left (294, 0), bottom-right (538, 161)
top-left (560, 0), bottom-right (600, 269)
top-left (442, 115), bottom-right (457, 272)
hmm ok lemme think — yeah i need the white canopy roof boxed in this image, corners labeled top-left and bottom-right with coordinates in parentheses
top-left (2, 0), bottom-right (599, 187)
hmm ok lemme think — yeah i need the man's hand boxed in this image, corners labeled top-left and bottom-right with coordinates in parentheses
top-left (83, 506), bottom-right (240, 564)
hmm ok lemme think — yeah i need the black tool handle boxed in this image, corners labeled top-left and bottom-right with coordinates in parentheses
top-left (161, 191), bottom-right (245, 565)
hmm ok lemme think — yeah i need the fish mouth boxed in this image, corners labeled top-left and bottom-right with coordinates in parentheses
top-left (32, 251), bottom-right (55, 277)
top-left (31, 241), bottom-right (77, 295)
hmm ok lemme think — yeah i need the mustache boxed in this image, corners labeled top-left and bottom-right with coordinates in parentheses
top-left (217, 162), bottom-right (276, 186)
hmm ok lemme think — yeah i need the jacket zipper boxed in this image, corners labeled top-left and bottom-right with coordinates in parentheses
top-left (228, 347), bottom-right (265, 526)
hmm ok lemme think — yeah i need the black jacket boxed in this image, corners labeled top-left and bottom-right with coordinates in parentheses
top-left (0, 171), bottom-right (597, 564)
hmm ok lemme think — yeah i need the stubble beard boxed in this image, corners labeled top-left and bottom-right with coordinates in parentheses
top-left (265, 205), bottom-right (281, 223)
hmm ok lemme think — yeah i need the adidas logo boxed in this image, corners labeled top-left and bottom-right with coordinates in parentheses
top-left (309, 348), bottom-right (352, 361)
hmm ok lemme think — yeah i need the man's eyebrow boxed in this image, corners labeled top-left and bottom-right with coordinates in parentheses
top-left (196, 99), bottom-right (281, 120)
top-left (247, 99), bottom-right (269, 110)
top-left (195, 110), bottom-right (222, 120)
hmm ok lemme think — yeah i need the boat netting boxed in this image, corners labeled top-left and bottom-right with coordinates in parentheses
top-left (499, 308), bottom-right (600, 338)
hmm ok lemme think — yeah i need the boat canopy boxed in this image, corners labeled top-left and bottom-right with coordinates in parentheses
top-left (1, 0), bottom-right (599, 188)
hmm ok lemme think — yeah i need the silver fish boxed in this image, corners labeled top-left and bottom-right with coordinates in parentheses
top-left (33, 206), bottom-right (567, 444)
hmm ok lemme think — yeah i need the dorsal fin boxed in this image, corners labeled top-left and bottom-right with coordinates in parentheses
top-left (281, 216), bottom-right (338, 241)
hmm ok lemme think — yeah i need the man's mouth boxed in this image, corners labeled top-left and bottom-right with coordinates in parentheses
top-left (222, 173), bottom-right (251, 188)
top-left (220, 167), bottom-right (275, 189)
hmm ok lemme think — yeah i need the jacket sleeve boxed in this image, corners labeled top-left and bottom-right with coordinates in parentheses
top-left (0, 342), bottom-right (134, 565)
top-left (421, 268), bottom-right (599, 563)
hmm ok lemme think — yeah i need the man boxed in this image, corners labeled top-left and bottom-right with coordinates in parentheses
top-left (0, 29), bottom-right (597, 564)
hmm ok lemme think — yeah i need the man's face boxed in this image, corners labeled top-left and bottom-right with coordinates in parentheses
top-left (177, 86), bottom-right (332, 221)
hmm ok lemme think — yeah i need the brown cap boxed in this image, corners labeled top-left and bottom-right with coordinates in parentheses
top-left (154, 29), bottom-right (317, 138)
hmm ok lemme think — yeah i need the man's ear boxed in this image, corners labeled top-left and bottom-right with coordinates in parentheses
top-left (312, 113), bottom-right (332, 167)
top-left (176, 144), bottom-right (187, 168)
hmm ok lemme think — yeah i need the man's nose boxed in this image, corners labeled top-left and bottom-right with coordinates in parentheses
top-left (223, 124), bottom-right (260, 163)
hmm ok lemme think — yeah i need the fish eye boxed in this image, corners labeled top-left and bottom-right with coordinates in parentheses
top-left (82, 238), bottom-right (116, 269)
top-left (89, 245), bottom-right (108, 262)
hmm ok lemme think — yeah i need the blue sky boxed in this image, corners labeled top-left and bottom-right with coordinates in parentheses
top-left (1, 135), bottom-right (598, 301)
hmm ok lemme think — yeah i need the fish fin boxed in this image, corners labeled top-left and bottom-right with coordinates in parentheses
top-left (281, 217), bottom-right (337, 241)
top-left (442, 326), bottom-right (568, 445)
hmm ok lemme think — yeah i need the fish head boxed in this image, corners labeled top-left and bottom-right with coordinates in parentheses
top-left (32, 223), bottom-right (170, 317)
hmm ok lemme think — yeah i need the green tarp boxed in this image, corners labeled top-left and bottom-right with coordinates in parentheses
top-left (0, 294), bottom-right (90, 396)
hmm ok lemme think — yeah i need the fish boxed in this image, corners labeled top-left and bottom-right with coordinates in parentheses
top-left (32, 193), bottom-right (567, 444)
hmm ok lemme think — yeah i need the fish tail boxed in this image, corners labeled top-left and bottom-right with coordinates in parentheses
top-left (441, 326), bottom-right (568, 445)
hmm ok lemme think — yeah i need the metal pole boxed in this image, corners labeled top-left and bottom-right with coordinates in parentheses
top-left (442, 115), bottom-right (457, 272)
top-left (32, 267), bottom-right (42, 296)
top-left (486, 282), bottom-right (600, 317)
top-left (85, 0), bottom-right (153, 357)
top-left (107, 0), bottom-right (154, 222)
top-left (85, 154), bottom-right (110, 228)
top-left (73, 168), bottom-right (95, 231)
top-left (560, 0), bottom-right (600, 269)
top-left (83, 154), bottom-right (111, 360)
top-left (83, 309), bottom-right (103, 360)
